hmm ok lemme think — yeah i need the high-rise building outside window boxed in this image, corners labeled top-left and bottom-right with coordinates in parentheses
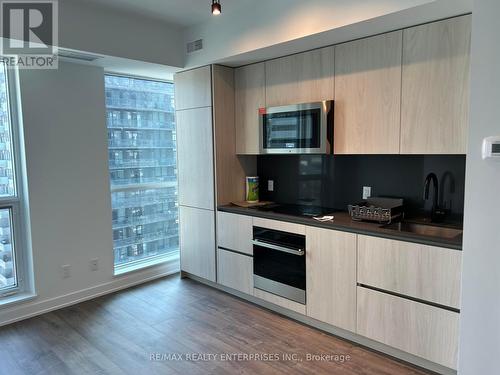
top-left (0, 61), bottom-right (30, 298)
top-left (104, 75), bottom-right (179, 273)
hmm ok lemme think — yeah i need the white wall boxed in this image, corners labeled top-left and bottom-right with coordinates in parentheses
top-left (0, 61), bottom-right (177, 326)
top-left (184, 0), bottom-right (472, 67)
top-left (459, 0), bottom-right (500, 373)
top-left (58, 0), bottom-right (184, 67)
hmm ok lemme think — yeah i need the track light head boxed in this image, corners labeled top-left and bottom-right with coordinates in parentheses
top-left (212, 0), bottom-right (221, 15)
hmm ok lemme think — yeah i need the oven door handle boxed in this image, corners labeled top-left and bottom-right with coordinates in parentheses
top-left (252, 239), bottom-right (305, 256)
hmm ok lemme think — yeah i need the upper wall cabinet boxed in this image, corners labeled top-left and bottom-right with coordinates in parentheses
top-left (174, 66), bottom-right (212, 110)
top-left (401, 15), bottom-right (471, 154)
top-left (334, 31), bottom-right (403, 154)
top-left (235, 63), bottom-right (265, 155)
top-left (265, 47), bottom-right (334, 107)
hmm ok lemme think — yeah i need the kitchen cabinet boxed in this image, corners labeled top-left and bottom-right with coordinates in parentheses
top-left (217, 248), bottom-right (253, 294)
top-left (357, 235), bottom-right (462, 309)
top-left (357, 287), bottom-right (459, 369)
top-left (217, 212), bottom-right (253, 255)
top-left (176, 66), bottom-right (216, 282)
top-left (174, 66), bottom-right (212, 110)
top-left (176, 107), bottom-right (214, 210)
top-left (334, 31), bottom-right (402, 154)
top-left (401, 15), bottom-right (471, 154)
top-left (235, 63), bottom-right (265, 155)
top-left (253, 217), bottom-right (305, 235)
top-left (265, 47), bottom-right (334, 107)
top-left (180, 206), bottom-right (216, 282)
top-left (306, 227), bottom-right (357, 332)
top-left (253, 288), bottom-right (306, 315)
top-left (213, 65), bottom-right (257, 204)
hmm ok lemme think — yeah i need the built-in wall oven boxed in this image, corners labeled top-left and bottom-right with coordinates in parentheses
top-left (253, 226), bottom-right (306, 304)
top-left (259, 100), bottom-right (333, 154)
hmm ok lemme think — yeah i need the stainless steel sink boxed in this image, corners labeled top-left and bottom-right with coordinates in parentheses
top-left (382, 222), bottom-right (463, 239)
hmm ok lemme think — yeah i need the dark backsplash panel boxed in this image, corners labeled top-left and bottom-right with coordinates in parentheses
top-left (257, 155), bottom-right (466, 216)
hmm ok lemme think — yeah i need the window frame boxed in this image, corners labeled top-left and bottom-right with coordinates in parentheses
top-left (0, 63), bottom-right (31, 299)
top-left (104, 72), bottom-right (179, 276)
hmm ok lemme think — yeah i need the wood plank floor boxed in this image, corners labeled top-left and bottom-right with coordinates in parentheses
top-left (0, 275), bottom-right (431, 375)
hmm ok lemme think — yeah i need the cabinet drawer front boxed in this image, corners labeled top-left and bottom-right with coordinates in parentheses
top-left (252, 217), bottom-right (305, 235)
top-left (357, 287), bottom-right (459, 369)
top-left (357, 235), bottom-right (462, 309)
top-left (217, 212), bottom-right (253, 255)
top-left (217, 248), bottom-right (253, 295)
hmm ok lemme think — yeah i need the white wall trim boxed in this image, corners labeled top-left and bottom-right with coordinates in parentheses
top-left (0, 262), bottom-right (179, 327)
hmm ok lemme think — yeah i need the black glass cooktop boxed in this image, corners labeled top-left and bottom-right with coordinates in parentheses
top-left (254, 204), bottom-right (337, 218)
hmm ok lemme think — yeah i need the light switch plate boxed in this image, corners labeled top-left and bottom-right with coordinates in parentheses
top-left (268, 180), bottom-right (274, 192)
top-left (363, 186), bottom-right (372, 200)
top-left (61, 264), bottom-right (71, 278)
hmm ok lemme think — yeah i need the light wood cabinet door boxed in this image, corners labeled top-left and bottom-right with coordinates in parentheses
top-left (357, 287), bottom-right (459, 369)
top-left (180, 206), bottom-right (216, 282)
top-left (357, 235), bottom-right (462, 309)
top-left (334, 32), bottom-right (402, 154)
top-left (217, 248), bottom-right (253, 295)
top-left (306, 227), bottom-right (357, 332)
top-left (265, 47), bottom-right (334, 106)
top-left (174, 66), bottom-right (212, 110)
top-left (217, 211), bottom-right (253, 255)
top-left (235, 63), bottom-right (265, 154)
top-left (176, 107), bottom-right (214, 210)
top-left (401, 15), bottom-right (471, 154)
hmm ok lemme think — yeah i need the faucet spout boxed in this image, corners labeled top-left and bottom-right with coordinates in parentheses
top-left (423, 173), bottom-right (439, 217)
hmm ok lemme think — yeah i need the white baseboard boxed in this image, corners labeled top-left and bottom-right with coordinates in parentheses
top-left (0, 261), bottom-right (179, 327)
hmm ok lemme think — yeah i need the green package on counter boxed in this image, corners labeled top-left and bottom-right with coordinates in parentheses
top-left (246, 176), bottom-right (259, 203)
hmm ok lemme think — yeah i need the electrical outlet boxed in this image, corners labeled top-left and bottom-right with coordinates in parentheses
top-left (90, 258), bottom-right (99, 271)
top-left (268, 180), bottom-right (274, 192)
top-left (362, 186), bottom-right (372, 200)
top-left (61, 264), bottom-right (71, 279)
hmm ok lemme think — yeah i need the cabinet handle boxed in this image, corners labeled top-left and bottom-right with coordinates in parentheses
top-left (252, 239), bottom-right (305, 256)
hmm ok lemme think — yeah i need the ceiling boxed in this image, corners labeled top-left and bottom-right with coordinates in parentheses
top-left (65, 0), bottom-right (249, 28)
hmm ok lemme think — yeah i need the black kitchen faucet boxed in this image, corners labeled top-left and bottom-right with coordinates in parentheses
top-left (424, 172), bottom-right (446, 222)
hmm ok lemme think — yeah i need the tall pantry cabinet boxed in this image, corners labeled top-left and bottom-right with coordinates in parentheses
top-left (175, 65), bottom-right (256, 282)
top-left (175, 66), bottom-right (216, 281)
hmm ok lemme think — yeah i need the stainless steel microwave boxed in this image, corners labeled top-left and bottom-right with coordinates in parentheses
top-left (259, 100), bottom-right (333, 154)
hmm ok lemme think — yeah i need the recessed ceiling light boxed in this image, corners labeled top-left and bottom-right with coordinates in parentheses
top-left (212, 0), bottom-right (221, 15)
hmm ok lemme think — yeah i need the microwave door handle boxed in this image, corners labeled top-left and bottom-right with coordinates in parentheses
top-left (252, 239), bottom-right (305, 256)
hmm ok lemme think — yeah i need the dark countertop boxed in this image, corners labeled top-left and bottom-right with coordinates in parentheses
top-left (218, 205), bottom-right (462, 251)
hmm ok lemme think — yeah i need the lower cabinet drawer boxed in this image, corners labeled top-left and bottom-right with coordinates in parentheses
top-left (357, 235), bottom-right (462, 309)
top-left (217, 248), bottom-right (253, 295)
top-left (357, 287), bottom-right (459, 369)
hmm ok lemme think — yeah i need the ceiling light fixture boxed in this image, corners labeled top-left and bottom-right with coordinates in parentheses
top-left (212, 0), bottom-right (221, 15)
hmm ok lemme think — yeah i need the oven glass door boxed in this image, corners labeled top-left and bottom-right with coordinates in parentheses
top-left (253, 244), bottom-right (306, 290)
top-left (253, 227), bottom-right (306, 292)
top-left (263, 108), bottom-right (321, 150)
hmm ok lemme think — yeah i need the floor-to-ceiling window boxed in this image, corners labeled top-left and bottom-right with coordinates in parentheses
top-left (0, 61), bottom-right (29, 298)
top-left (104, 75), bottom-right (179, 274)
